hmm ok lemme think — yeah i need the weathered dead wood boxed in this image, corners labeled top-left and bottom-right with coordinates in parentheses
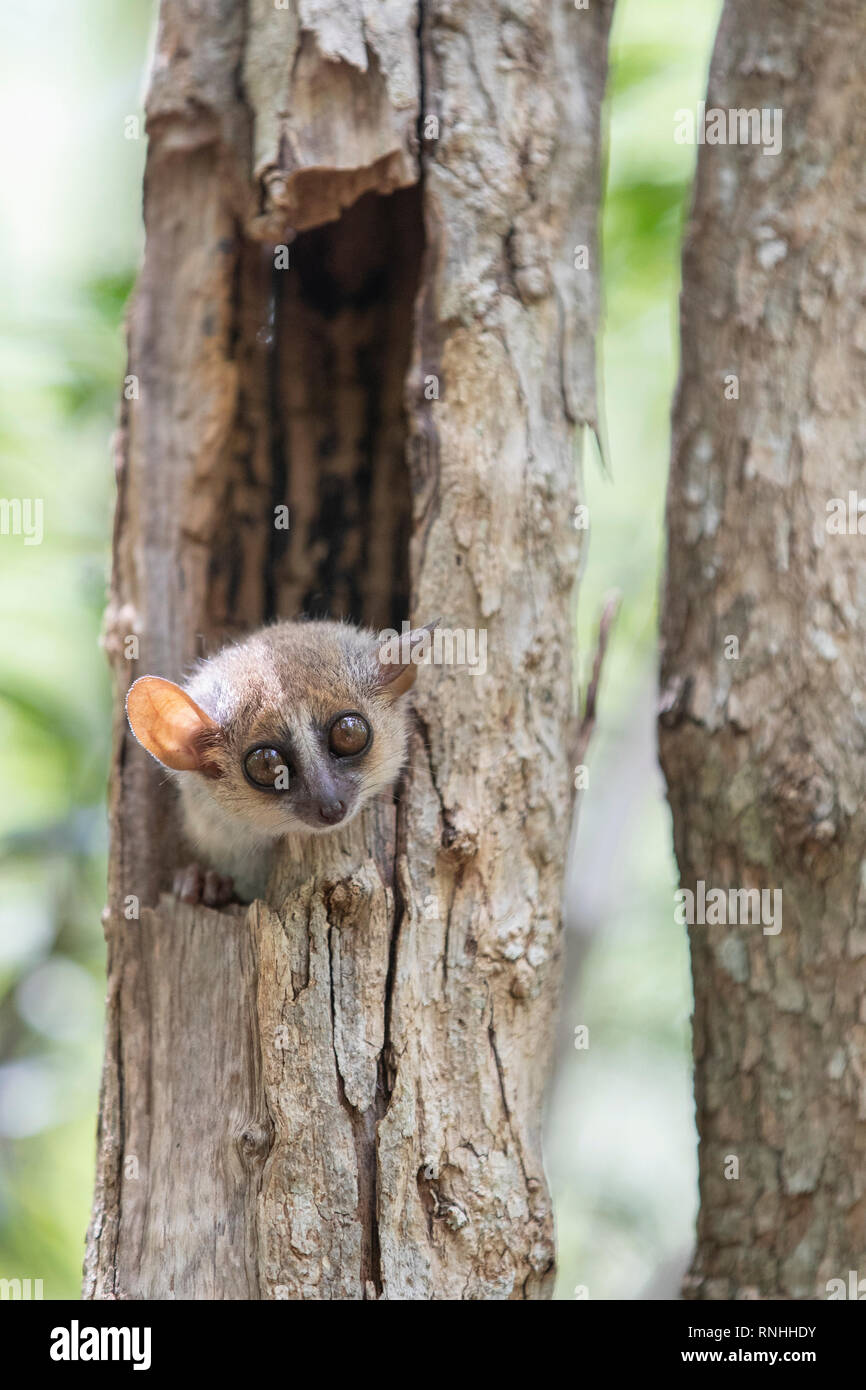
top-left (87, 0), bottom-right (613, 1300)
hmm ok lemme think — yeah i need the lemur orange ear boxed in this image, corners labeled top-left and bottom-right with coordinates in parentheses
top-left (126, 677), bottom-right (222, 777)
top-left (375, 620), bottom-right (440, 698)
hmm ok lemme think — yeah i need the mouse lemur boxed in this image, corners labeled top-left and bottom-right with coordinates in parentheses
top-left (125, 619), bottom-right (433, 906)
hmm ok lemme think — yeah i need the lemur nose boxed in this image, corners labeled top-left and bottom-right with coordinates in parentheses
top-left (318, 799), bottom-right (346, 825)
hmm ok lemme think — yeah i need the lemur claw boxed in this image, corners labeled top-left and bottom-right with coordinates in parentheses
top-left (173, 863), bottom-right (235, 908)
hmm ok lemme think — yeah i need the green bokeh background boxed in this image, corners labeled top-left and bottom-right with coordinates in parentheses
top-left (0, 0), bottom-right (720, 1299)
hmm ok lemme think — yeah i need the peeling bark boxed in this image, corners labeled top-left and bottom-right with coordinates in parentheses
top-left (660, 0), bottom-right (866, 1300)
top-left (87, 0), bottom-right (612, 1300)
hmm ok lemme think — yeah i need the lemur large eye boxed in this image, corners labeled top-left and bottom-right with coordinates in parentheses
top-left (243, 746), bottom-right (289, 789)
top-left (328, 713), bottom-right (371, 757)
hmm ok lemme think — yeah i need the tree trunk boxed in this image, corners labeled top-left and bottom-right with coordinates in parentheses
top-left (85, 0), bottom-right (613, 1300)
top-left (660, 0), bottom-right (866, 1300)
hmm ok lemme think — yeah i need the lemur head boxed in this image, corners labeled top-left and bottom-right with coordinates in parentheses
top-left (126, 620), bottom-right (433, 837)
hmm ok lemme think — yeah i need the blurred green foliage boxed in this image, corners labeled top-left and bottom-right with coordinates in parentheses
top-left (549, 0), bottom-right (722, 1300)
top-left (0, 0), bottom-right (720, 1302)
top-left (0, 0), bottom-right (152, 1299)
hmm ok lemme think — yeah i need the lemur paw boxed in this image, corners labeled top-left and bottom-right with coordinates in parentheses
top-left (173, 862), bottom-right (235, 908)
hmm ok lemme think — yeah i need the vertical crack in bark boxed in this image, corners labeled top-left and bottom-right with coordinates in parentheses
top-left (382, 851), bottom-right (409, 1102)
top-left (488, 1015), bottom-right (529, 1190)
top-left (326, 920), bottom-right (382, 1297)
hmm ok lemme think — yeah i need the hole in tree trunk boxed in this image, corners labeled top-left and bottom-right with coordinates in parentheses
top-left (264, 184), bottom-right (423, 632)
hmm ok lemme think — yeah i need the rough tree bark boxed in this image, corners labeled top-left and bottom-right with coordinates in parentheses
top-left (660, 0), bottom-right (866, 1300)
top-left (85, 0), bottom-right (613, 1299)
